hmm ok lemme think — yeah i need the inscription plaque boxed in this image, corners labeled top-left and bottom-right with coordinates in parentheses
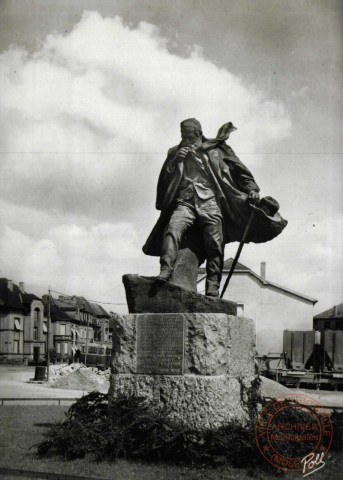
top-left (136, 314), bottom-right (185, 374)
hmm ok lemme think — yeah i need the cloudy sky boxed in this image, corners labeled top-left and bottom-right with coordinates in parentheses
top-left (0, 0), bottom-right (342, 314)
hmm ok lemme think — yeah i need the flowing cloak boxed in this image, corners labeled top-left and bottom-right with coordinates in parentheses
top-left (143, 130), bottom-right (287, 257)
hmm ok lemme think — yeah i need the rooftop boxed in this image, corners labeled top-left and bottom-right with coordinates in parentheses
top-left (313, 303), bottom-right (343, 320)
top-left (0, 278), bottom-right (40, 311)
top-left (198, 259), bottom-right (317, 304)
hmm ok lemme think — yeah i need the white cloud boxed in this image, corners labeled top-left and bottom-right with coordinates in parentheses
top-left (0, 10), bottom-right (290, 241)
top-left (49, 222), bottom-right (139, 262)
top-left (11, 10), bottom-right (343, 313)
top-left (236, 212), bottom-right (343, 314)
top-left (0, 220), bottom-right (142, 303)
top-left (291, 86), bottom-right (309, 98)
top-left (0, 11), bottom-right (291, 155)
top-left (0, 10), bottom-right (292, 267)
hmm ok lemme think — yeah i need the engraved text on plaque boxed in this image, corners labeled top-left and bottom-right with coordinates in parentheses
top-left (136, 314), bottom-right (185, 374)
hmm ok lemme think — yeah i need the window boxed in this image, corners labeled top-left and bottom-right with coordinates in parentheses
top-left (42, 322), bottom-right (47, 333)
top-left (33, 327), bottom-right (38, 340)
top-left (34, 308), bottom-right (40, 325)
top-left (98, 348), bottom-right (105, 355)
top-left (56, 343), bottom-right (61, 353)
top-left (88, 346), bottom-right (97, 354)
top-left (14, 330), bottom-right (20, 353)
top-left (64, 342), bottom-right (68, 354)
top-left (60, 324), bottom-right (66, 336)
top-left (14, 318), bottom-right (22, 331)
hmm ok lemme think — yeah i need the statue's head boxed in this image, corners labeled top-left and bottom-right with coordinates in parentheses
top-left (180, 118), bottom-right (202, 147)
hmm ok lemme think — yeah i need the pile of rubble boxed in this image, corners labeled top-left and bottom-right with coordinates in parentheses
top-left (48, 363), bottom-right (110, 392)
top-left (260, 376), bottom-right (295, 399)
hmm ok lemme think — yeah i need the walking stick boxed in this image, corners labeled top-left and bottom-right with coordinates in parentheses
top-left (220, 208), bottom-right (255, 299)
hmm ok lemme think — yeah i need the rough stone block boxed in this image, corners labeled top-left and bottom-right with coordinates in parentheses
top-left (110, 312), bottom-right (257, 430)
top-left (109, 373), bottom-right (256, 430)
top-left (111, 313), bottom-right (255, 377)
top-left (122, 274), bottom-right (237, 314)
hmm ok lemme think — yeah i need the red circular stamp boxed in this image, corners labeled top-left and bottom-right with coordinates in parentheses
top-left (255, 393), bottom-right (333, 473)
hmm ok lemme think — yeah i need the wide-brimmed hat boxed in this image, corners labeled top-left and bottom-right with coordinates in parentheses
top-left (252, 196), bottom-right (281, 219)
top-left (248, 196), bottom-right (287, 243)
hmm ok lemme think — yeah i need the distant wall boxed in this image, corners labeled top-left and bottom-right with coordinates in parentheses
top-left (198, 273), bottom-right (315, 355)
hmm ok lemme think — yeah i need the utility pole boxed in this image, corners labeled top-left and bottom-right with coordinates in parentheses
top-left (84, 308), bottom-right (90, 367)
top-left (46, 287), bottom-right (51, 381)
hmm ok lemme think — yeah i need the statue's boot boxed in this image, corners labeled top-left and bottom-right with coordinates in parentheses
top-left (206, 281), bottom-right (219, 298)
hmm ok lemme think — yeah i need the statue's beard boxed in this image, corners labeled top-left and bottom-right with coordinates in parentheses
top-left (181, 136), bottom-right (203, 149)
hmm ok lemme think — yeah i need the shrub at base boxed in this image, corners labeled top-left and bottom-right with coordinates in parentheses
top-left (37, 391), bottom-right (342, 469)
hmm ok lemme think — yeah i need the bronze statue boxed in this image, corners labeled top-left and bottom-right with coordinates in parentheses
top-left (143, 118), bottom-right (287, 298)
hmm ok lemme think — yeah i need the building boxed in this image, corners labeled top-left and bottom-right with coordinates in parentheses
top-left (313, 303), bottom-right (343, 332)
top-left (0, 279), bottom-right (46, 363)
top-left (0, 278), bottom-right (113, 363)
top-left (197, 260), bottom-right (317, 356)
top-left (90, 303), bottom-right (111, 344)
top-left (50, 295), bottom-right (112, 358)
top-left (44, 297), bottom-right (80, 362)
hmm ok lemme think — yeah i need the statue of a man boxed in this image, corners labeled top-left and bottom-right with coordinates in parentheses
top-left (143, 118), bottom-right (287, 298)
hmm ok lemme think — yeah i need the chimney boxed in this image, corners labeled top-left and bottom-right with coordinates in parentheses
top-left (260, 262), bottom-right (266, 280)
top-left (19, 282), bottom-right (25, 293)
top-left (334, 305), bottom-right (338, 317)
top-left (7, 280), bottom-right (13, 292)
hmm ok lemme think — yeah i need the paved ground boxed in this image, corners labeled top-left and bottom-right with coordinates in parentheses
top-left (299, 387), bottom-right (343, 408)
top-left (0, 365), bottom-right (86, 400)
top-left (1, 365), bottom-right (343, 409)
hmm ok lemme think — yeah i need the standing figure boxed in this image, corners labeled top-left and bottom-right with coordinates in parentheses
top-left (143, 118), bottom-right (286, 298)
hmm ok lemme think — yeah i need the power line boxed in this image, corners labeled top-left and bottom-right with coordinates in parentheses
top-left (1, 151), bottom-right (343, 155)
top-left (49, 288), bottom-right (126, 305)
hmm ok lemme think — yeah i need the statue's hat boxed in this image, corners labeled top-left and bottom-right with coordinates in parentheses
top-left (180, 118), bottom-right (202, 132)
top-left (253, 196), bottom-right (280, 218)
top-left (247, 196), bottom-right (287, 243)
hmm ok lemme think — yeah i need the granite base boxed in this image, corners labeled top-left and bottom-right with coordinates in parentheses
top-left (109, 373), bottom-right (257, 429)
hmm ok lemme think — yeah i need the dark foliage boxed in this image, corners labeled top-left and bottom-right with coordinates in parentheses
top-left (330, 411), bottom-right (343, 452)
top-left (238, 375), bottom-right (263, 422)
top-left (37, 392), bottom-right (266, 467)
top-left (37, 391), bottom-right (342, 470)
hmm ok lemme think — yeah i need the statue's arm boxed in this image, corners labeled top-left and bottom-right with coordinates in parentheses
top-left (231, 163), bottom-right (260, 194)
top-left (155, 146), bottom-right (179, 210)
top-left (219, 145), bottom-right (260, 194)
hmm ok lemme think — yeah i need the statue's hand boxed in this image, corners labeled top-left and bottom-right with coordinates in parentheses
top-left (248, 191), bottom-right (260, 205)
top-left (175, 147), bottom-right (189, 162)
top-left (168, 147), bottom-right (189, 173)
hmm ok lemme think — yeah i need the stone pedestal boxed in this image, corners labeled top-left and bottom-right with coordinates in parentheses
top-left (109, 313), bottom-right (256, 430)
